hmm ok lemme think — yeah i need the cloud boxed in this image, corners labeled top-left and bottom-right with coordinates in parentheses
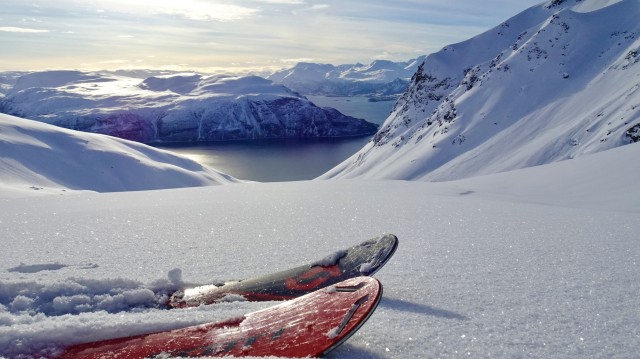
top-left (90, 0), bottom-right (259, 22)
top-left (291, 3), bottom-right (329, 15)
top-left (97, 59), bottom-right (130, 64)
top-left (0, 26), bottom-right (50, 33)
top-left (163, 3), bottom-right (258, 22)
top-left (255, 0), bottom-right (305, 3)
top-left (281, 58), bottom-right (317, 64)
top-left (0, 0), bottom-right (544, 73)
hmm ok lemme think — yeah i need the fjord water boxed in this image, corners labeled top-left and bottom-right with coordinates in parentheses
top-left (157, 96), bottom-right (394, 182)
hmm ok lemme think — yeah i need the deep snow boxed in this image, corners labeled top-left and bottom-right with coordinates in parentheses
top-left (1, 110), bottom-right (639, 357)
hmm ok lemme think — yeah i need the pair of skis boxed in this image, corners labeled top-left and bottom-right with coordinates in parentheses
top-left (58, 234), bottom-right (398, 358)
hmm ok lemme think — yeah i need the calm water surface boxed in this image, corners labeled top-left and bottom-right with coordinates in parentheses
top-left (157, 96), bottom-right (394, 182)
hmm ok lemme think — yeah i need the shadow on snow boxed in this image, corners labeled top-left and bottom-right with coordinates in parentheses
top-left (380, 297), bottom-right (468, 320)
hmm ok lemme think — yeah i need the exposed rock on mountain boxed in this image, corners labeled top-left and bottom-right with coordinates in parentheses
top-left (323, 0), bottom-right (640, 181)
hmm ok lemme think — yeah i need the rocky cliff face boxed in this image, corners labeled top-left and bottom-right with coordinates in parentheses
top-left (0, 72), bottom-right (377, 144)
top-left (322, 0), bottom-right (640, 181)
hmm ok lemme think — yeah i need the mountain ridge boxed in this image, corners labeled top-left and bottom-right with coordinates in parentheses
top-left (0, 72), bottom-right (378, 144)
top-left (322, 0), bottom-right (640, 181)
top-left (267, 57), bottom-right (426, 97)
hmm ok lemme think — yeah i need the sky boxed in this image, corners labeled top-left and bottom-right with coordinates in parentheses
top-left (0, 0), bottom-right (543, 75)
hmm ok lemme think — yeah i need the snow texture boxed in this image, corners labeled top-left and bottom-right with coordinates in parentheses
top-left (323, 0), bottom-right (640, 182)
top-left (1, 107), bottom-right (639, 357)
top-left (0, 72), bottom-right (377, 144)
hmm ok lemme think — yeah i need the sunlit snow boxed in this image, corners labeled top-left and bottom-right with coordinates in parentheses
top-left (1, 111), bottom-right (639, 358)
top-left (324, 0), bottom-right (640, 181)
top-left (1, 0), bottom-right (639, 358)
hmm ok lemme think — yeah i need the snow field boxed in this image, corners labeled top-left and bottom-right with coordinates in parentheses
top-left (1, 156), bottom-right (639, 358)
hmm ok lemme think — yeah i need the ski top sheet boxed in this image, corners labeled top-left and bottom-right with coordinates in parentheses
top-left (170, 233), bottom-right (398, 308)
top-left (58, 277), bottom-right (382, 359)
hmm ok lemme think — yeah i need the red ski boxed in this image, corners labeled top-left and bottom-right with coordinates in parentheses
top-left (57, 276), bottom-right (382, 358)
top-left (170, 233), bottom-right (397, 307)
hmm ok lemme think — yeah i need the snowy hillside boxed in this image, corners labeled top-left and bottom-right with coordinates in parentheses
top-left (0, 113), bottom-right (237, 196)
top-left (323, 0), bottom-right (640, 181)
top-left (1, 138), bottom-right (639, 358)
top-left (0, 72), bottom-right (377, 144)
top-left (267, 57), bottom-right (425, 97)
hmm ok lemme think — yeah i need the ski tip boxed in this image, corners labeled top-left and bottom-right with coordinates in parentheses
top-left (355, 233), bottom-right (399, 276)
top-left (320, 276), bottom-right (383, 356)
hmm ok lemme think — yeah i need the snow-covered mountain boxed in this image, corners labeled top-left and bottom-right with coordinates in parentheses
top-left (267, 57), bottom-right (425, 97)
top-left (0, 72), bottom-right (377, 144)
top-left (323, 0), bottom-right (640, 181)
top-left (0, 113), bottom-right (237, 195)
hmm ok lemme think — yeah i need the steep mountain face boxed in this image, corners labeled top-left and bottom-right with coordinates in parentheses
top-left (267, 57), bottom-right (425, 97)
top-left (322, 0), bottom-right (640, 181)
top-left (0, 72), bottom-right (377, 144)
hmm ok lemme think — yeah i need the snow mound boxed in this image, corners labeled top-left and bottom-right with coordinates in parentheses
top-left (0, 269), bottom-right (241, 358)
top-left (0, 113), bottom-right (238, 195)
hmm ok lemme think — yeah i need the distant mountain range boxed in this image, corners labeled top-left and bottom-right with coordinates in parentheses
top-left (267, 57), bottom-right (425, 98)
top-left (0, 72), bottom-right (377, 144)
top-left (323, 0), bottom-right (640, 181)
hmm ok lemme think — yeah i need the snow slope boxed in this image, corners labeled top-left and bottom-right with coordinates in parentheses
top-left (267, 57), bottom-right (425, 97)
top-left (323, 0), bottom-right (640, 181)
top-left (0, 72), bottom-right (377, 144)
top-left (0, 113), bottom-right (238, 196)
top-left (1, 119), bottom-right (639, 357)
